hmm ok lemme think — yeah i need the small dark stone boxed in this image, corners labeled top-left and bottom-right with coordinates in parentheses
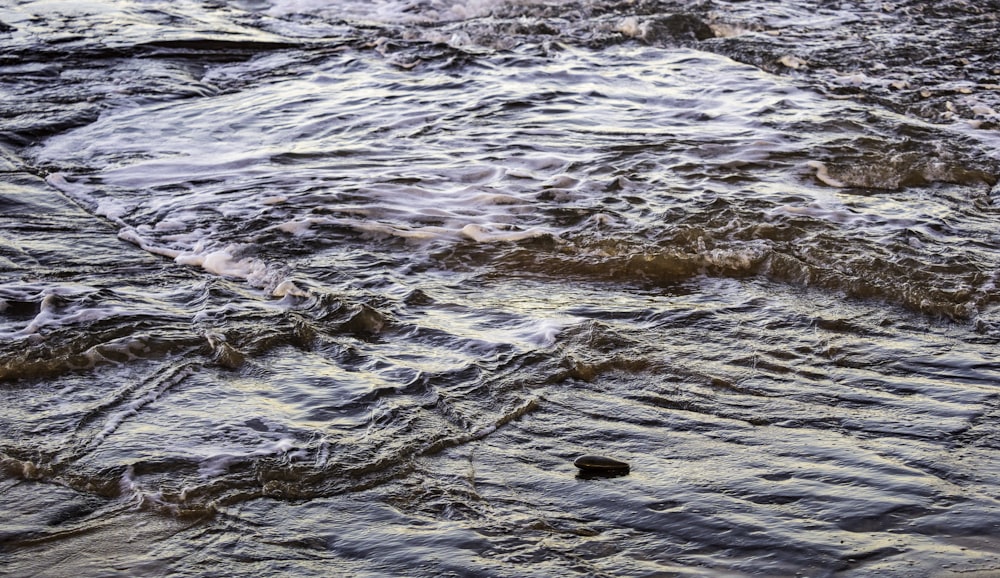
top-left (574, 455), bottom-right (630, 477)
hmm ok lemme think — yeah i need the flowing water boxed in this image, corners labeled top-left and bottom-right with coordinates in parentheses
top-left (2, 0), bottom-right (1000, 576)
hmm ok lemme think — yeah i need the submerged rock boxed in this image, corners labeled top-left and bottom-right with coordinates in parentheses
top-left (641, 14), bottom-right (715, 44)
top-left (574, 455), bottom-right (630, 477)
top-left (339, 303), bottom-right (386, 335)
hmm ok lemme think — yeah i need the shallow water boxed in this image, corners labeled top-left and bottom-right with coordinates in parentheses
top-left (2, 1), bottom-right (1000, 576)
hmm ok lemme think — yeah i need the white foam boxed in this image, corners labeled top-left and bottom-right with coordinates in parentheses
top-left (460, 223), bottom-right (551, 242)
top-left (778, 55), bottom-right (807, 70)
top-left (120, 225), bottom-right (271, 284)
top-left (834, 71), bottom-right (869, 87)
top-left (272, 280), bottom-right (309, 298)
top-left (153, 219), bottom-right (188, 232)
top-left (971, 103), bottom-right (997, 117)
top-left (806, 160), bottom-right (846, 188)
top-left (175, 246), bottom-right (264, 279)
top-left (493, 317), bottom-right (578, 349)
top-left (618, 17), bottom-right (641, 38)
top-left (273, 437), bottom-right (296, 453)
top-left (519, 318), bottom-right (570, 347)
top-left (276, 218), bottom-right (319, 236)
top-left (117, 227), bottom-right (180, 259)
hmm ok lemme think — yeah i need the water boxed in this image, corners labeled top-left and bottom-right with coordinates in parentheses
top-left (2, 0), bottom-right (1000, 575)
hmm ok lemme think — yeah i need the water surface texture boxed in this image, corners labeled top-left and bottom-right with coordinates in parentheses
top-left (2, 1), bottom-right (1000, 576)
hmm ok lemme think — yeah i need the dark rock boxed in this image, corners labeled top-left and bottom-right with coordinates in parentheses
top-left (574, 454), bottom-right (630, 477)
